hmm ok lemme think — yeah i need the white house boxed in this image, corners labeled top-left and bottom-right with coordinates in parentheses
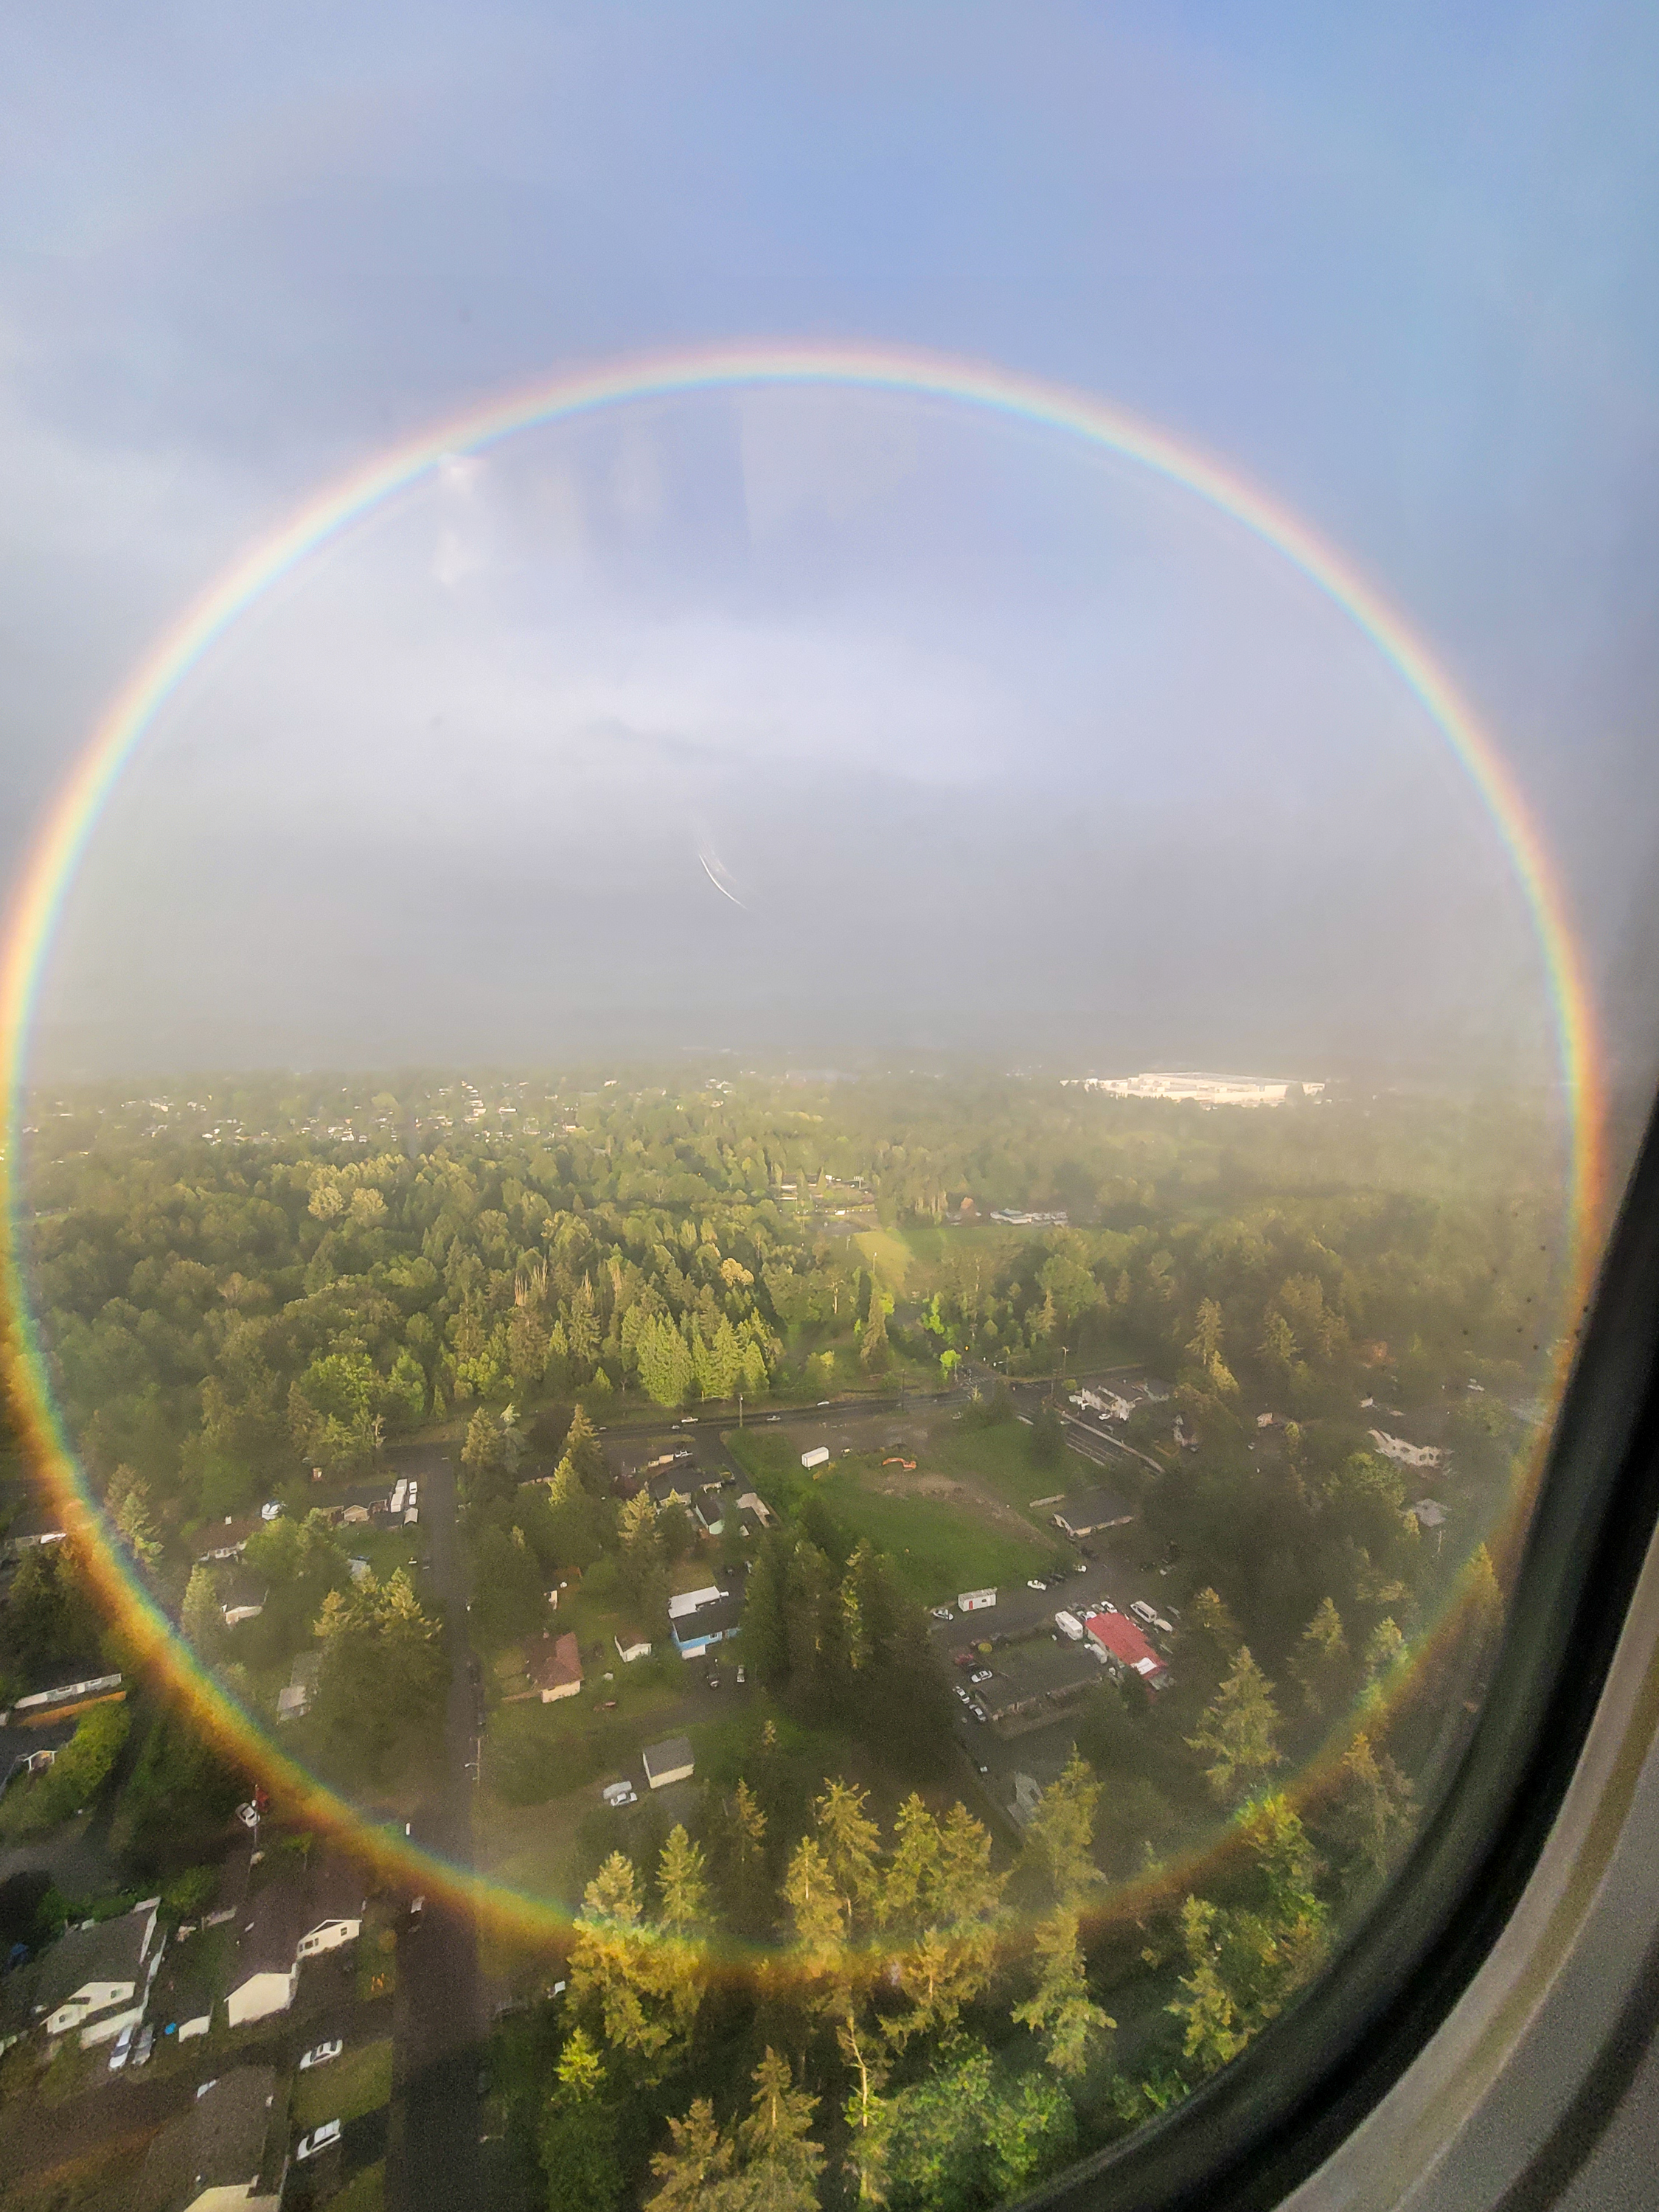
top-left (225, 1885), bottom-right (304, 2027)
top-left (642, 1736), bottom-right (695, 1790)
top-left (613, 1627), bottom-right (654, 1665)
top-left (1368, 1429), bottom-right (1445, 1471)
top-left (34, 1899), bottom-right (161, 2045)
top-left (226, 1860), bottom-right (366, 2025)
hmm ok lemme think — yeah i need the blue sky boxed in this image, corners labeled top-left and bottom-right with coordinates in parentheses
top-left (3, 1), bottom-right (1656, 1077)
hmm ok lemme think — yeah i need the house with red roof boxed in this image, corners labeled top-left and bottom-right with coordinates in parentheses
top-left (1084, 1610), bottom-right (1169, 1688)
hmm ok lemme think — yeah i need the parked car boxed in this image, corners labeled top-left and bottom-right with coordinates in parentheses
top-left (736, 1665), bottom-right (745, 1686)
top-left (968, 1703), bottom-right (988, 1723)
top-left (602, 1781), bottom-right (637, 1807)
top-left (234, 1801), bottom-right (260, 1829)
top-left (133, 2023), bottom-right (154, 2067)
top-left (931, 1606), bottom-right (955, 1621)
top-left (1130, 1600), bottom-right (1160, 1629)
top-left (953, 1683), bottom-right (971, 1702)
top-left (299, 2039), bottom-right (344, 2070)
top-left (969, 1668), bottom-right (992, 1684)
top-left (107, 2025), bottom-right (135, 2071)
top-left (953, 1649), bottom-right (976, 1669)
top-left (296, 2121), bottom-right (342, 2163)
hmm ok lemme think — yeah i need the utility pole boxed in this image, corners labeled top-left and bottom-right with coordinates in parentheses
top-left (737, 1394), bottom-right (744, 1429)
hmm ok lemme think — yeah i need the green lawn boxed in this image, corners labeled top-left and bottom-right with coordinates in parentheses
top-left (936, 1422), bottom-right (1111, 1520)
top-left (725, 1427), bottom-right (1057, 1600)
top-left (293, 2037), bottom-right (393, 2131)
top-left (815, 1467), bottom-right (1051, 1601)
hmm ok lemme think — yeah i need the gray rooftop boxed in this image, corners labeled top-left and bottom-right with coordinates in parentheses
top-left (642, 1735), bottom-right (695, 1781)
top-left (32, 1904), bottom-right (153, 2015)
top-left (133, 2065), bottom-right (279, 2212)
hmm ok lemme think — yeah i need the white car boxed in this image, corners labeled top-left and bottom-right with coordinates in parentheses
top-left (107, 2024), bottom-right (136, 2071)
top-left (299, 2039), bottom-right (343, 2070)
top-left (931, 1607), bottom-right (954, 1621)
top-left (234, 1801), bottom-right (260, 1829)
top-left (602, 1782), bottom-right (637, 1808)
top-left (296, 2120), bottom-right (342, 2162)
top-left (1130, 1600), bottom-right (1160, 1629)
top-left (970, 1668), bottom-right (993, 1684)
top-left (1026, 1578), bottom-right (1047, 1591)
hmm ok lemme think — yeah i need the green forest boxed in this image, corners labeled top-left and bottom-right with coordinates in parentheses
top-left (0, 1069), bottom-right (1566, 2208)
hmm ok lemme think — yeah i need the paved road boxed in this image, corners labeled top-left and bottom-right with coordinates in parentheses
top-left (385, 1446), bottom-right (482, 2212)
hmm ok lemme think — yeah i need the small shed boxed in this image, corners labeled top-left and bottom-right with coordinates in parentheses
top-left (642, 1736), bottom-right (695, 1791)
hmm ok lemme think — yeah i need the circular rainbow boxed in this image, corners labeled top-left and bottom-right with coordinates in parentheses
top-left (0, 338), bottom-right (1607, 1942)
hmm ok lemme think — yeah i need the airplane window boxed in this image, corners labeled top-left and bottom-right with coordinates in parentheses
top-left (0, 10), bottom-right (1654, 2212)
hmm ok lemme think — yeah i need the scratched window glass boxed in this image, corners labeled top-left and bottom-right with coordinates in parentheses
top-left (0, 10), bottom-right (1654, 2208)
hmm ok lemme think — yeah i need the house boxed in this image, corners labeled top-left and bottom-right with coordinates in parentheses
top-left (613, 1626), bottom-right (654, 1665)
top-left (1084, 1610), bottom-right (1169, 1688)
top-left (646, 1472), bottom-right (695, 1512)
top-left (33, 1899), bottom-right (161, 2043)
top-left (218, 1569), bottom-right (267, 1628)
top-left (5, 1671), bottom-right (123, 1721)
top-left (194, 1515), bottom-right (260, 1565)
top-left (642, 1736), bottom-right (695, 1790)
top-left (693, 1488), bottom-right (728, 1536)
top-left (667, 1584), bottom-right (726, 1620)
top-left (225, 1855), bottom-right (365, 2025)
top-left (133, 2065), bottom-right (282, 2212)
top-left (974, 1642), bottom-right (1103, 1727)
top-left (1073, 1388), bottom-right (1134, 1423)
top-left (669, 1589), bottom-right (742, 1660)
top-left (735, 1491), bottom-right (775, 1529)
top-left (297, 1856), bottom-right (366, 1961)
top-left (1409, 1498), bottom-right (1450, 1531)
top-left (1368, 1429), bottom-right (1445, 1471)
top-left (1049, 1489), bottom-right (1136, 1540)
top-left (225, 1882), bottom-right (305, 2026)
top-left (531, 1631), bottom-right (585, 1702)
top-left (276, 1651), bottom-right (320, 1722)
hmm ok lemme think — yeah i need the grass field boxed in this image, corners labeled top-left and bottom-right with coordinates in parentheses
top-left (293, 2036), bottom-right (393, 2131)
top-left (723, 1430), bottom-right (1051, 1601)
top-left (818, 1464), bottom-right (1051, 1600)
top-left (855, 1226), bottom-right (917, 1292)
top-left (936, 1421), bottom-right (1118, 1519)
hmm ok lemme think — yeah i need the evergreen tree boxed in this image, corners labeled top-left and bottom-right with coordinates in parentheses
top-left (860, 1285), bottom-right (889, 1375)
top-left (645, 2098), bottom-right (732, 2212)
top-left (1325, 1730), bottom-right (1416, 1889)
top-left (1186, 1647), bottom-right (1283, 1804)
top-left (1013, 1907), bottom-right (1115, 2078)
top-left (181, 1564), bottom-right (224, 1656)
top-left (115, 1480), bottom-right (161, 1571)
top-left (734, 2048), bottom-right (825, 2211)
top-left (1362, 1615), bottom-right (1406, 1687)
top-left (740, 1536), bottom-right (790, 1688)
top-left (1290, 1597), bottom-right (1355, 1717)
top-left (539, 2029), bottom-right (619, 2212)
top-left (658, 1823), bottom-right (712, 1933)
top-left (1020, 1748), bottom-right (1102, 1905)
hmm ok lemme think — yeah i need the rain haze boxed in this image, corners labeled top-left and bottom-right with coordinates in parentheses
top-left (4, 3), bottom-right (1658, 1084)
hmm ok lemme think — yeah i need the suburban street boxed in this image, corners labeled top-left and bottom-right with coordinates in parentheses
top-left (385, 1445), bottom-right (482, 2212)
